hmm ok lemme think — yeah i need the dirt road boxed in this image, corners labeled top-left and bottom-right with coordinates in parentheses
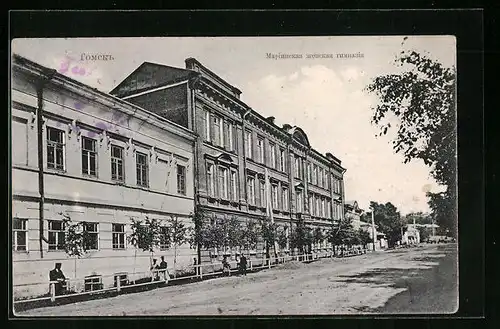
top-left (18, 244), bottom-right (457, 316)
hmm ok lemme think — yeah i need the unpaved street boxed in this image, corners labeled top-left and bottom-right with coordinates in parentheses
top-left (18, 244), bottom-right (457, 316)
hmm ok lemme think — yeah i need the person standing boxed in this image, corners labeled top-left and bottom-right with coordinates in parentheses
top-left (239, 254), bottom-right (247, 276)
top-left (150, 259), bottom-right (160, 281)
top-left (49, 263), bottom-right (67, 296)
top-left (222, 255), bottom-right (231, 277)
top-left (158, 256), bottom-right (169, 282)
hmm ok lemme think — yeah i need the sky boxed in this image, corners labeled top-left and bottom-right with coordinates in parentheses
top-left (11, 36), bottom-right (456, 215)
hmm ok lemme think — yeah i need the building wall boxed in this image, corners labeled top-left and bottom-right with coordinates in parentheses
top-left (11, 63), bottom-right (196, 299)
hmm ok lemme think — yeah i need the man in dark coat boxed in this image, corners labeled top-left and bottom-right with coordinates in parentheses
top-left (158, 256), bottom-right (169, 282)
top-left (49, 263), bottom-right (66, 296)
top-left (239, 254), bottom-right (248, 276)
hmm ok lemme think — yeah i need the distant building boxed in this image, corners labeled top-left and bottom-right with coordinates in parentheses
top-left (111, 58), bottom-right (347, 259)
top-left (11, 55), bottom-right (197, 299)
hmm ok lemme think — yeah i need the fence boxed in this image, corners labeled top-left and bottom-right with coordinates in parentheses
top-left (13, 247), bottom-right (367, 306)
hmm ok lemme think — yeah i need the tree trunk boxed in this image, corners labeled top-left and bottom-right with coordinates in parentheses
top-left (74, 257), bottom-right (77, 279)
top-left (173, 243), bottom-right (177, 279)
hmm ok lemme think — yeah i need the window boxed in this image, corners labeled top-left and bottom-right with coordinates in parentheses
top-left (257, 137), bottom-right (264, 163)
top-left (296, 190), bottom-right (303, 213)
top-left (47, 127), bottom-right (65, 170)
top-left (13, 218), bottom-right (27, 251)
top-left (309, 194), bottom-right (315, 216)
top-left (112, 224), bottom-right (125, 250)
top-left (12, 117), bottom-right (28, 165)
top-left (48, 220), bottom-right (65, 251)
top-left (230, 169), bottom-right (238, 201)
top-left (282, 186), bottom-right (289, 211)
top-left (245, 130), bottom-right (253, 158)
top-left (247, 175), bottom-right (256, 205)
top-left (294, 156), bottom-right (300, 178)
top-left (271, 184), bottom-right (279, 209)
top-left (218, 167), bottom-right (229, 199)
top-left (327, 200), bottom-right (332, 218)
top-left (213, 115), bottom-right (222, 146)
top-left (111, 145), bottom-right (124, 182)
top-left (307, 163), bottom-right (312, 183)
top-left (259, 179), bottom-right (266, 207)
top-left (223, 120), bottom-right (231, 149)
top-left (177, 164), bottom-right (186, 195)
top-left (83, 222), bottom-right (99, 250)
top-left (207, 163), bottom-right (215, 197)
top-left (136, 152), bottom-right (149, 187)
top-left (279, 148), bottom-right (286, 172)
top-left (159, 226), bottom-right (170, 250)
top-left (321, 198), bottom-right (326, 217)
top-left (81, 137), bottom-right (97, 177)
top-left (318, 168), bottom-right (323, 187)
top-left (269, 143), bottom-right (276, 169)
top-left (205, 110), bottom-right (211, 142)
top-left (313, 165), bottom-right (318, 185)
top-left (316, 196), bottom-right (321, 217)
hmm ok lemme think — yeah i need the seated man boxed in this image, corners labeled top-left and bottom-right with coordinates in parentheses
top-left (222, 255), bottom-right (231, 276)
top-left (49, 262), bottom-right (67, 296)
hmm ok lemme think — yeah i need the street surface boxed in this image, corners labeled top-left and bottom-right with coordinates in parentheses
top-left (18, 244), bottom-right (458, 316)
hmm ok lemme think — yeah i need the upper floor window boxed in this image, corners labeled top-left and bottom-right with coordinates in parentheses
top-left (230, 169), bottom-right (238, 201)
top-left (212, 115), bottom-right (222, 146)
top-left (206, 162), bottom-right (215, 197)
top-left (247, 175), bottom-right (256, 205)
top-left (177, 164), bottom-right (187, 195)
top-left (136, 152), bottom-right (149, 187)
top-left (204, 110), bottom-right (211, 142)
top-left (218, 166), bottom-right (229, 199)
top-left (82, 137), bottom-right (97, 177)
top-left (271, 183), bottom-right (279, 209)
top-left (257, 137), bottom-right (265, 163)
top-left (47, 127), bottom-right (65, 170)
top-left (112, 224), bottom-right (126, 250)
top-left (259, 179), bottom-right (266, 207)
top-left (309, 194), bottom-right (315, 216)
top-left (318, 168), bottom-right (323, 188)
top-left (279, 148), bottom-right (286, 172)
top-left (327, 200), bottom-right (332, 218)
top-left (296, 189), bottom-right (304, 213)
top-left (48, 220), bottom-right (65, 251)
top-left (269, 143), bottom-right (277, 169)
top-left (307, 163), bottom-right (312, 183)
top-left (111, 145), bottom-right (124, 182)
top-left (294, 156), bottom-right (302, 179)
top-left (282, 186), bottom-right (289, 211)
top-left (313, 164), bottom-right (318, 185)
top-left (13, 218), bottom-right (28, 252)
top-left (245, 130), bottom-right (253, 159)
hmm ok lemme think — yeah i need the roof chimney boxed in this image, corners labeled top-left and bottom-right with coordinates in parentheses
top-left (282, 123), bottom-right (292, 132)
top-left (266, 116), bottom-right (275, 124)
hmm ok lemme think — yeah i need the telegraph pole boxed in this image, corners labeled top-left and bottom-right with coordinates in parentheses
top-left (370, 208), bottom-right (376, 251)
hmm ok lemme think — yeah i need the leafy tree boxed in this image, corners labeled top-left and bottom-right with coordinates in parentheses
top-left (260, 219), bottom-right (278, 263)
top-left (312, 227), bottom-right (325, 250)
top-left (240, 220), bottom-right (259, 254)
top-left (417, 226), bottom-right (431, 242)
top-left (187, 206), bottom-right (209, 266)
top-left (220, 216), bottom-right (243, 254)
top-left (328, 216), bottom-right (355, 254)
top-left (357, 229), bottom-right (372, 249)
top-left (370, 201), bottom-right (406, 247)
top-left (405, 212), bottom-right (431, 225)
top-left (276, 226), bottom-right (289, 251)
top-left (166, 216), bottom-right (189, 277)
top-left (60, 213), bottom-right (92, 279)
top-left (365, 48), bottom-right (456, 235)
top-left (127, 216), bottom-right (162, 274)
top-left (290, 219), bottom-right (313, 258)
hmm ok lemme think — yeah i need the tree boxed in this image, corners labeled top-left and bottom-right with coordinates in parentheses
top-left (60, 213), bottom-right (92, 279)
top-left (290, 219), bottom-right (312, 259)
top-left (328, 216), bottom-right (355, 254)
top-left (370, 201), bottom-right (406, 248)
top-left (127, 216), bottom-right (162, 276)
top-left (166, 216), bottom-right (189, 278)
top-left (365, 48), bottom-right (457, 235)
top-left (312, 227), bottom-right (325, 250)
top-left (417, 226), bottom-right (431, 243)
top-left (357, 229), bottom-right (372, 249)
top-left (276, 226), bottom-right (289, 251)
top-left (240, 220), bottom-right (259, 255)
top-left (405, 212), bottom-right (432, 225)
top-left (260, 218), bottom-right (278, 263)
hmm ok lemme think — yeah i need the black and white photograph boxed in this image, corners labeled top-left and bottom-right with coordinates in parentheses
top-left (10, 35), bottom-right (458, 316)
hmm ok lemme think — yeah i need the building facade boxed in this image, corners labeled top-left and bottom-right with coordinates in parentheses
top-left (11, 55), bottom-right (197, 299)
top-left (111, 58), bottom-right (346, 260)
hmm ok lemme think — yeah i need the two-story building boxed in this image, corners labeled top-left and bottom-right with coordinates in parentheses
top-left (110, 58), bottom-right (346, 260)
top-left (11, 55), bottom-right (197, 299)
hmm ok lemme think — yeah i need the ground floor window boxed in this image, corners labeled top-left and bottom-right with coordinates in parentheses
top-left (83, 222), bottom-right (99, 250)
top-left (13, 218), bottom-right (28, 251)
top-left (112, 224), bottom-right (126, 250)
top-left (48, 220), bottom-right (65, 251)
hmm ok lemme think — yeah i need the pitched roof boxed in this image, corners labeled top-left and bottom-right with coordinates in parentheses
top-left (110, 62), bottom-right (198, 98)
